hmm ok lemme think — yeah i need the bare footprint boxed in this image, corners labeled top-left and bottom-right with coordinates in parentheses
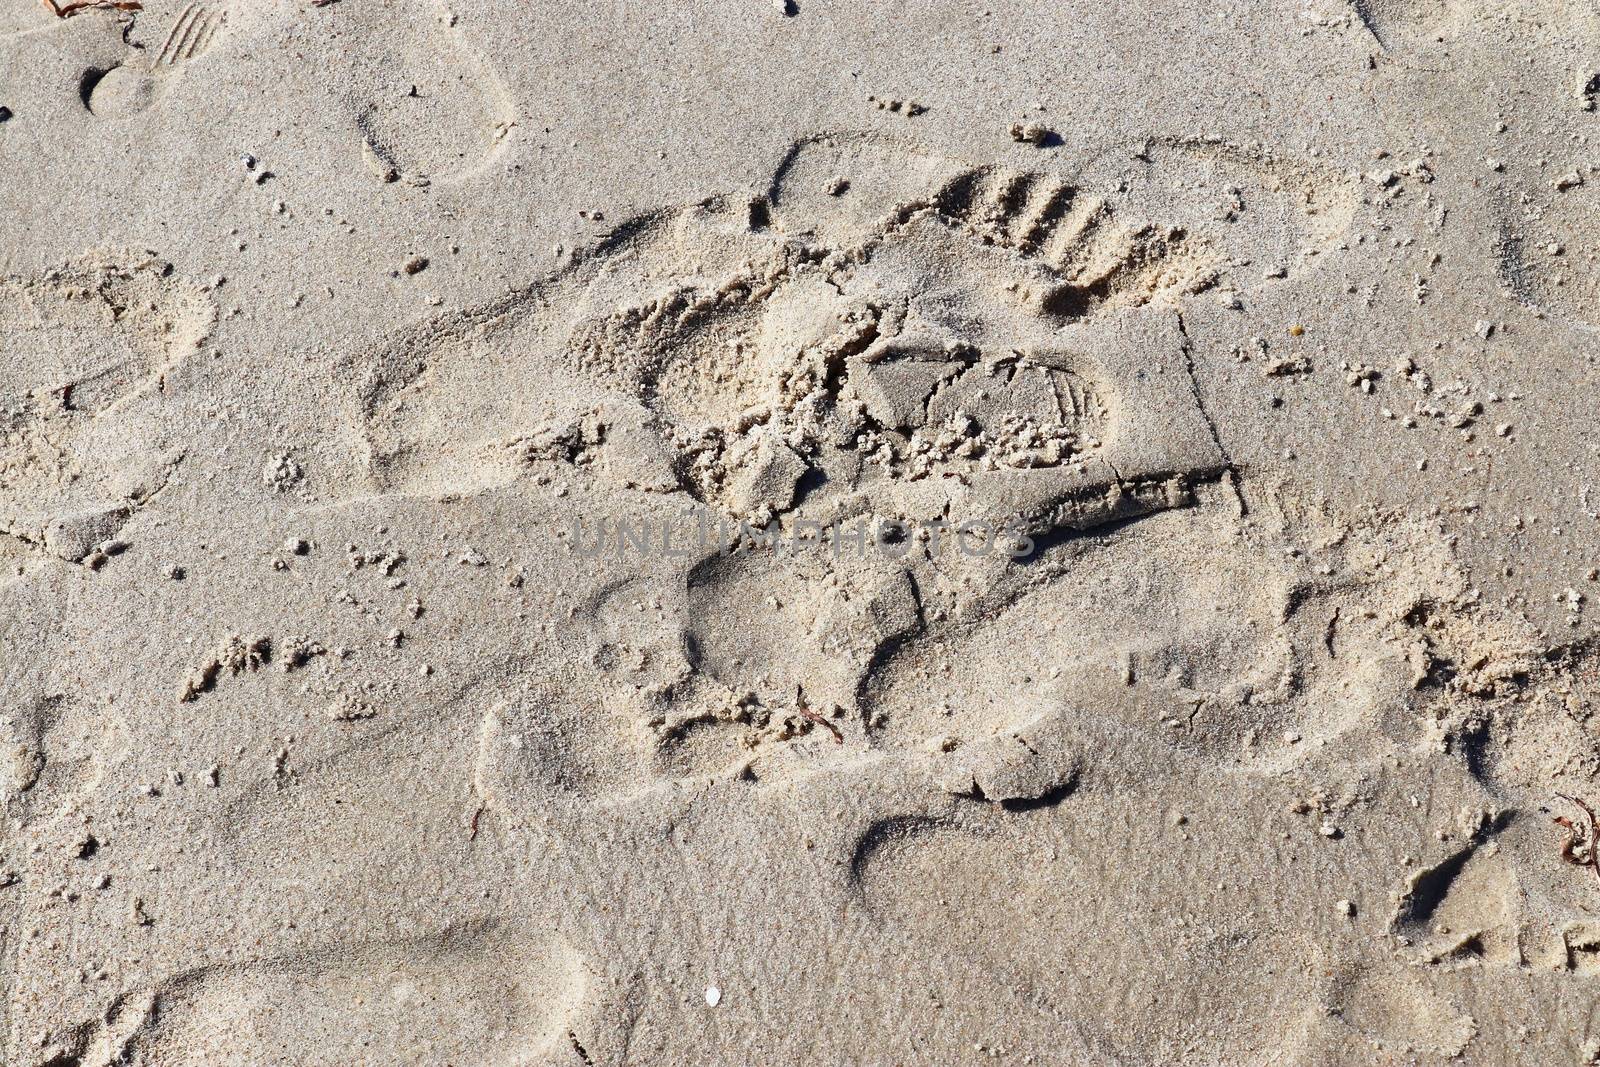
top-left (0, 252), bottom-right (209, 556)
top-left (344, 130), bottom-right (1350, 501)
top-left (838, 728), bottom-right (1535, 1064)
top-left (112, 925), bottom-right (587, 1067)
top-left (860, 496), bottom-right (1459, 777)
top-left (1328, 961), bottom-right (1479, 1059)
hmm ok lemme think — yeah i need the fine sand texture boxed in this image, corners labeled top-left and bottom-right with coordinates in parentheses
top-left (3, 1), bottom-right (1600, 1063)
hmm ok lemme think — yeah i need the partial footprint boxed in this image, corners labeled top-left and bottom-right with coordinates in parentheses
top-left (1090, 135), bottom-right (1360, 285)
top-left (1328, 961), bottom-right (1478, 1059)
top-left (81, 3), bottom-right (229, 118)
top-left (473, 684), bottom-right (646, 808)
top-left (346, 129), bottom-right (1347, 502)
top-left (1497, 180), bottom-right (1600, 331)
top-left (847, 803), bottom-right (1331, 1063)
top-left (1, 691), bottom-right (126, 828)
top-left (329, 0), bottom-right (515, 184)
top-left (1347, 0), bottom-right (1466, 49)
top-left (0, 251), bottom-right (209, 553)
top-left (1352, 0), bottom-right (1588, 52)
top-left (686, 548), bottom-right (920, 718)
top-left (861, 501), bottom-right (1295, 760)
top-left (1389, 813), bottom-right (1523, 966)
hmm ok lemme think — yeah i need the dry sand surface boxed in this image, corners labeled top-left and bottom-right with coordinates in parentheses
top-left (1, 0), bottom-right (1600, 1063)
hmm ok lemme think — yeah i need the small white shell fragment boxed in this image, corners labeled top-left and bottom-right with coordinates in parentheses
top-left (705, 986), bottom-right (721, 1008)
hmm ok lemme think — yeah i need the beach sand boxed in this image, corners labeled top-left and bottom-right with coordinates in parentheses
top-left (2, 1), bottom-right (1600, 1063)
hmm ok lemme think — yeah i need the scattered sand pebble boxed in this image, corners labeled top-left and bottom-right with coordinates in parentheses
top-left (1008, 121), bottom-right (1052, 145)
top-left (869, 95), bottom-right (925, 116)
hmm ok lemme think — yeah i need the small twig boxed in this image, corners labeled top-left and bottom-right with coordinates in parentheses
top-left (467, 803), bottom-right (485, 840)
top-left (795, 684), bottom-right (843, 744)
top-left (42, 0), bottom-right (143, 18)
top-left (1555, 793), bottom-right (1600, 884)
